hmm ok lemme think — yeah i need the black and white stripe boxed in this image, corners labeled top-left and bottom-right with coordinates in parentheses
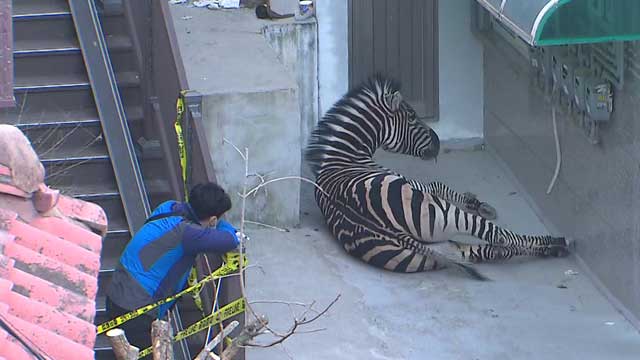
top-left (305, 75), bottom-right (568, 279)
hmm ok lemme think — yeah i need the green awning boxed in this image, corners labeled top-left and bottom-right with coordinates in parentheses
top-left (476, 0), bottom-right (640, 46)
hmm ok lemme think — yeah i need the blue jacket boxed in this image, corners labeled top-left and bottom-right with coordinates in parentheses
top-left (107, 200), bottom-right (239, 318)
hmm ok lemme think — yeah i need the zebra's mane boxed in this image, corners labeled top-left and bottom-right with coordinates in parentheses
top-left (305, 74), bottom-right (401, 176)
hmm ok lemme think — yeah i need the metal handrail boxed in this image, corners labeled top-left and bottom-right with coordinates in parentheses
top-left (68, 0), bottom-right (150, 234)
top-left (120, 1), bottom-right (244, 358)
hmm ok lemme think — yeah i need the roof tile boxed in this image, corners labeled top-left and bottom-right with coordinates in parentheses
top-left (0, 125), bottom-right (107, 360)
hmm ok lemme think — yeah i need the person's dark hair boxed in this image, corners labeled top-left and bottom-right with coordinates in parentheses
top-left (188, 182), bottom-right (232, 220)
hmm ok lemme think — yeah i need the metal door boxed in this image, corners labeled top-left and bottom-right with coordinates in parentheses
top-left (349, 0), bottom-right (439, 119)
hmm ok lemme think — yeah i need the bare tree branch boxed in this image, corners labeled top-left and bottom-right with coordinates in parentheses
top-left (220, 315), bottom-right (269, 360)
top-left (248, 300), bottom-right (311, 307)
top-left (245, 220), bottom-right (289, 232)
top-left (244, 294), bottom-right (341, 348)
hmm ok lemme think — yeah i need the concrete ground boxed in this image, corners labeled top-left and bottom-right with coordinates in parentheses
top-left (244, 149), bottom-right (640, 360)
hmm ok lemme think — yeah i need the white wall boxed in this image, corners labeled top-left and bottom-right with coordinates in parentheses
top-left (316, 0), bottom-right (484, 146)
top-left (432, 0), bottom-right (484, 145)
top-left (316, 0), bottom-right (349, 117)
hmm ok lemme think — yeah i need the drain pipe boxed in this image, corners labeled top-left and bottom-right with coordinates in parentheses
top-left (546, 102), bottom-right (561, 194)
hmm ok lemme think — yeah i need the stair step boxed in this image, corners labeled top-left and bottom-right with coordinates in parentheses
top-left (37, 136), bottom-right (108, 161)
top-left (9, 110), bottom-right (99, 127)
top-left (96, 295), bottom-right (107, 314)
top-left (15, 52), bottom-right (87, 79)
top-left (57, 178), bottom-right (171, 242)
top-left (4, 91), bottom-right (143, 126)
top-left (18, 120), bottom-right (104, 158)
top-left (14, 71), bottom-right (141, 93)
top-left (100, 230), bottom-right (130, 272)
top-left (14, 35), bottom-right (133, 57)
top-left (100, 252), bottom-right (120, 273)
top-left (60, 178), bottom-right (171, 198)
top-left (95, 296), bottom-right (108, 326)
top-left (14, 14), bottom-right (76, 46)
top-left (12, 0), bottom-right (71, 20)
top-left (107, 219), bottom-right (131, 235)
top-left (94, 335), bottom-right (113, 359)
top-left (12, 0), bottom-right (125, 20)
top-left (14, 73), bottom-right (90, 92)
top-left (15, 45), bottom-right (137, 77)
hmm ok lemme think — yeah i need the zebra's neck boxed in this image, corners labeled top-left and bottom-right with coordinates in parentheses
top-left (306, 78), bottom-right (398, 176)
top-left (310, 112), bottom-right (385, 173)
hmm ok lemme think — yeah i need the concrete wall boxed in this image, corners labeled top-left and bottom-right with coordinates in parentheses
top-left (202, 89), bottom-right (300, 227)
top-left (269, 0), bottom-right (350, 118)
top-left (482, 33), bottom-right (640, 325)
top-left (262, 20), bottom-right (319, 163)
top-left (313, 0), bottom-right (484, 147)
top-left (431, 0), bottom-right (484, 147)
top-left (169, 6), bottom-right (304, 227)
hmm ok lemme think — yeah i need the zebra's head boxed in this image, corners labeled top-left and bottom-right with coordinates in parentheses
top-left (305, 75), bottom-right (441, 177)
top-left (379, 89), bottom-right (440, 162)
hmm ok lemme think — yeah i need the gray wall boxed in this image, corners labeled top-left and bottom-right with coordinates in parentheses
top-left (483, 34), bottom-right (640, 324)
top-left (262, 19), bottom-right (319, 177)
top-left (202, 89), bottom-right (301, 227)
top-left (169, 5), bottom-right (303, 227)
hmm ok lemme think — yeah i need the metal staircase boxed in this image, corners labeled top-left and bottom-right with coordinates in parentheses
top-left (4, 0), bottom-right (244, 358)
top-left (5, 0), bottom-right (178, 358)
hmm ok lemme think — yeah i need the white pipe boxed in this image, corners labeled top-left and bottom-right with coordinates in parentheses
top-left (532, 1), bottom-right (560, 43)
top-left (546, 105), bottom-right (561, 194)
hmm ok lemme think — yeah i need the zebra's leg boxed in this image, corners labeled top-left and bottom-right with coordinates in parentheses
top-left (426, 181), bottom-right (497, 220)
top-left (437, 198), bottom-right (569, 256)
top-left (449, 240), bottom-right (569, 263)
top-left (344, 231), bottom-right (489, 280)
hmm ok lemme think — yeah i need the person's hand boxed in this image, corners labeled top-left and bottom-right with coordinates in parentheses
top-left (235, 231), bottom-right (250, 242)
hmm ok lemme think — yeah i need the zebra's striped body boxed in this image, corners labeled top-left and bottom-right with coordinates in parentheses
top-left (305, 75), bottom-right (569, 279)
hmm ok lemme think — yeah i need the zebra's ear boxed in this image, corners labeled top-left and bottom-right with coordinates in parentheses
top-left (385, 91), bottom-right (403, 112)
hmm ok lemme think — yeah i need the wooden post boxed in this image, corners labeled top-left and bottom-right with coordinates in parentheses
top-left (106, 328), bottom-right (139, 360)
top-left (221, 316), bottom-right (268, 360)
top-left (151, 319), bottom-right (173, 360)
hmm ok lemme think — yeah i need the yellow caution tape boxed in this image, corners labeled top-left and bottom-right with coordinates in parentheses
top-left (96, 252), bottom-right (248, 335)
top-left (175, 90), bottom-right (205, 312)
top-left (137, 297), bottom-right (245, 359)
top-left (188, 266), bottom-right (203, 313)
top-left (175, 90), bottom-right (189, 201)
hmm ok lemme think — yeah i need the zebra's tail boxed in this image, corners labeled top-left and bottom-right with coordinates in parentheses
top-left (429, 247), bottom-right (490, 281)
top-left (451, 261), bottom-right (490, 281)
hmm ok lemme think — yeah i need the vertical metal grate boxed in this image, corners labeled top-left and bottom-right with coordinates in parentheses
top-left (590, 41), bottom-right (624, 89)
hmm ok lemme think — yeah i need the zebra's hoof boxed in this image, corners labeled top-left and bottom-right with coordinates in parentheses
top-left (564, 237), bottom-right (576, 251)
top-left (462, 192), bottom-right (497, 220)
top-left (477, 202), bottom-right (497, 220)
top-left (548, 245), bottom-right (570, 257)
top-left (545, 237), bottom-right (570, 257)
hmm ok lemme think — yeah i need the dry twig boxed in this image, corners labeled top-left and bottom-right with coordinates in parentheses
top-left (245, 294), bottom-right (340, 348)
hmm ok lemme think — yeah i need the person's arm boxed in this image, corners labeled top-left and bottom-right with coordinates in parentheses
top-left (182, 222), bottom-right (239, 255)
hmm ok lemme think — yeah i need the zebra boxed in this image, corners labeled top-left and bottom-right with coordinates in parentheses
top-left (304, 75), bottom-right (570, 280)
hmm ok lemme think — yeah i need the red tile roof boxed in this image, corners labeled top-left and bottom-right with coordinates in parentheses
top-left (0, 125), bottom-right (107, 360)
